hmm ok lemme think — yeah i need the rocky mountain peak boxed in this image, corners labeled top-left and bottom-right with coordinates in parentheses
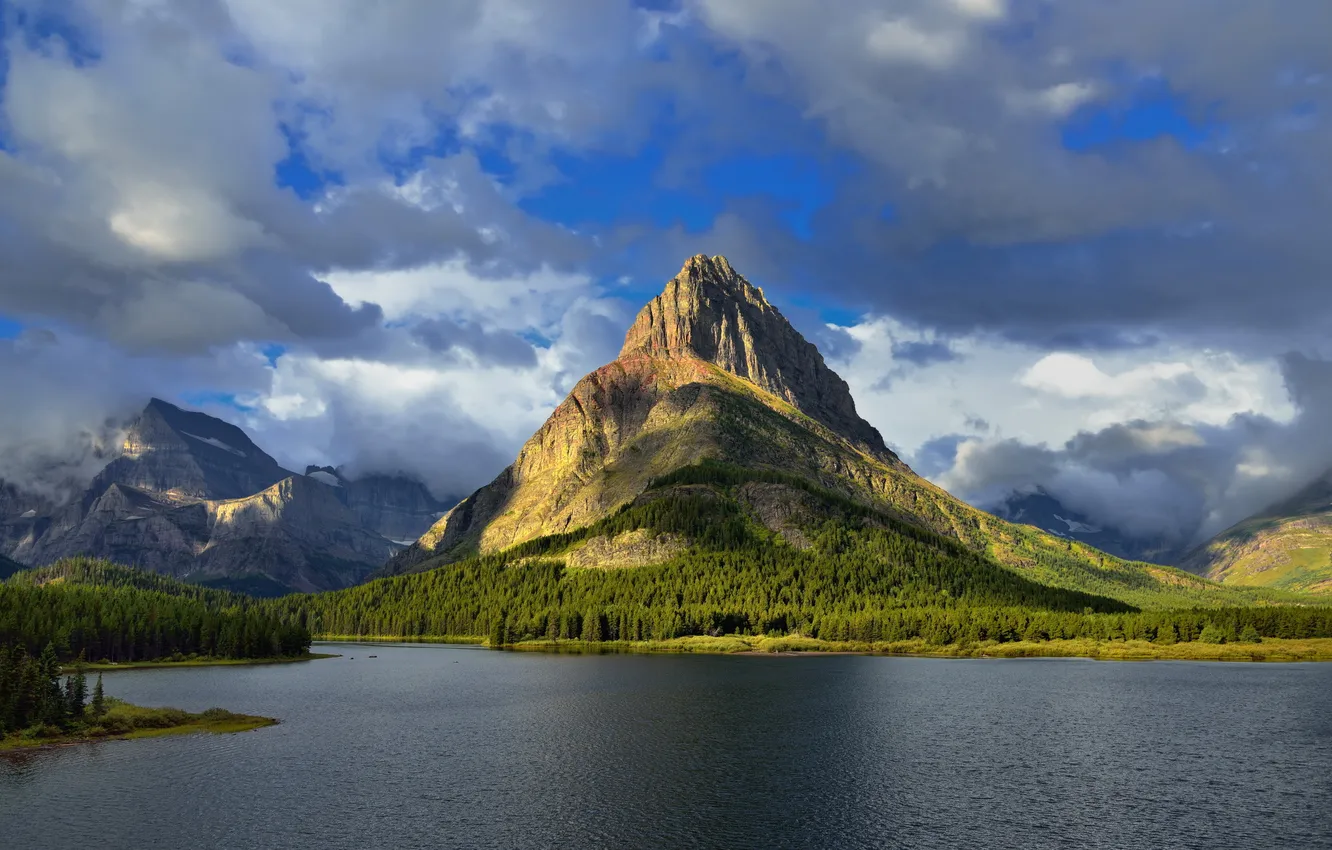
top-left (619, 254), bottom-right (889, 455)
top-left (97, 398), bottom-right (291, 502)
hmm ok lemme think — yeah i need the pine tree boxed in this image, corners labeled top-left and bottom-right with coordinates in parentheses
top-left (36, 643), bottom-right (66, 726)
top-left (489, 615), bottom-right (508, 648)
top-left (91, 674), bottom-right (107, 719)
top-left (67, 655), bottom-right (88, 718)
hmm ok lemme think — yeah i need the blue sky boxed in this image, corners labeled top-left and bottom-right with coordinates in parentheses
top-left (0, 0), bottom-right (1329, 547)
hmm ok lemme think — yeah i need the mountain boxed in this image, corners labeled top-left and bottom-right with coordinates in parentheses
top-left (0, 400), bottom-right (401, 595)
top-left (383, 255), bottom-right (1230, 610)
top-left (304, 466), bottom-right (452, 543)
top-left (95, 397), bottom-right (292, 501)
top-left (992, 489), bottom-right (1184, 565)
top-left (0, 480), bottom-right (57, 520)
top-left (1181, 471), bottom-right (1332, 593)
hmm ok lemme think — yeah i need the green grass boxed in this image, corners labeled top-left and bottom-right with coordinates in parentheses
top-left (500, 635), bottom-right (1332, 662)
top-left (0, 699), bottom-right (277, 753)
top-left (1230, 546), bottom-right (1332, 592)
top-left (315, 635), bottom-right (485, 645)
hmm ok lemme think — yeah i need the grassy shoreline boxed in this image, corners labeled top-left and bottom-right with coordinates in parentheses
top-left (0, 700), bottom-right (277, 754)
top-left (322, 634), bottom-right (1332, 661)
top-left (315, 634), bottom-right (485, 646)
top-left (66, 652), bottom-right (338, 673)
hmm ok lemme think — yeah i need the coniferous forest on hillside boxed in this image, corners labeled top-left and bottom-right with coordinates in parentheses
top-left (256, 464), bottom-right (1332, 650)
top-left (1, 559), bottom-right (311, 663)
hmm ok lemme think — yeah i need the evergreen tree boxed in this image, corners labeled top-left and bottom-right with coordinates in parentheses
top-left (91, 674), bottom-right (106, 719)
top-left (489, 615), bottom-right (508, 648)
top-left (66, 655), bottom-right (88, 718)
top-left (36, 643), bottom-right (66, 726)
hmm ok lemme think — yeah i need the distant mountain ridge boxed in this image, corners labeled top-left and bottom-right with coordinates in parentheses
top-left (95, 398), bottom-right (292, 501)
top-left (0, 399), bottom-right (446, 594)
top-left (992, 489), bottom-right (1185, 566)
top-left (992, 482), bottom-right (1332, 595)
top-left (304, 465), bottom-right (453, 542)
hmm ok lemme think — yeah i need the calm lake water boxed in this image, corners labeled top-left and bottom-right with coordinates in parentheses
top-left (2, 644), bottom-right (1330, 849)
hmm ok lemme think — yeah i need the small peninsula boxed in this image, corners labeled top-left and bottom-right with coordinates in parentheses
top-left (1, 699), bottom-right (277, 754)
top-left (1, 643), bottom-right (276, 755)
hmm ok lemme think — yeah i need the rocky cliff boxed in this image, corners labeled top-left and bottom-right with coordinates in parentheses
top-left (305, 466), bottom-right (451, 542)
top-left (619, 255), bottom-right (889, 456)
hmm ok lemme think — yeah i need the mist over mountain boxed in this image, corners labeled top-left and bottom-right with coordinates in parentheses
top-left (939, 353), bottom-right (1332, 561)
top-left (0, 398), bottom-right (459, 594)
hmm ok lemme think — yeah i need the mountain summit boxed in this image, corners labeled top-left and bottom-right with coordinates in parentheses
top-left (386, 256), bottom-right (1212, 607)
top-left (619, 255), bottom-right (887, 455)
top-left (96, 398), bottom-right (291, 502)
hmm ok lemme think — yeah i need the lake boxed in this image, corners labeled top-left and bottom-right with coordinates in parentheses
top-left (2, 644), bottom-right (1330, 849)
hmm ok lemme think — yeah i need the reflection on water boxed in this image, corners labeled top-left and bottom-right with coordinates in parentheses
top-left (2, 643), bottom-right (1330, 849)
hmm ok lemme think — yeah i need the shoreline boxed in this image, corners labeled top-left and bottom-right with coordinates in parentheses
top-left (318, 635), bottom-right (1332, 662)
top-left (0, 704), bottom-right (278, 755)
top-left (67, 652), bottom-right (339, 673)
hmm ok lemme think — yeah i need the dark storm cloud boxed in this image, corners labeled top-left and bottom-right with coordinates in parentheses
top-left (411, 318), bottom-right (539, 368)
top-left (891, 339), bottom-right (957, 367)
top-left (652, 0), bottom-right (1332, 353)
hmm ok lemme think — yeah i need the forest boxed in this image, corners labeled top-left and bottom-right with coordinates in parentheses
top-left (263, 467), bottom-right (1332, 647)
top-left (0, 559), bottom-right (310, 663)
top-left (0, 642), bottom-right (99, 736)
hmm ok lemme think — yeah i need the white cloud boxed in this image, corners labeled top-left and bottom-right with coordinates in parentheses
top-left (1004, 81), bottom-right (1101, 117)
top-left (865, 18), bottom-right (965, 69)
top-left (830, 318), bottom-right (1294, 459)
top-left (325, 258), bottom-right (596, 328)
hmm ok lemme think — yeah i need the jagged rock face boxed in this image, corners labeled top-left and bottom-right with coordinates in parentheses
top-left (304, 466), bottom-right (451, 542)
top-left (95, 399), bottom-right (291, 502)
top-left (0, 479), bottom-right (57, 520)
top-left (620, 255), bottom-right (888, 456)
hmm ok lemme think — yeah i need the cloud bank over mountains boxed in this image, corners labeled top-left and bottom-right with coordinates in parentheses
top-left (0, 0), bottom-right (1328, 532)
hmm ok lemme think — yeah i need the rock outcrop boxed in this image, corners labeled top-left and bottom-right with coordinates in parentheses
top-left (619, 255), bottom-right (889, 456)
top-left (304, 466), bottom-right (451, 542)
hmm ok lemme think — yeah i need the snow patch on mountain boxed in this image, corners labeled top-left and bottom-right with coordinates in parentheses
top-left (181, 432), bottom-right (246, 457)
top-left (308, 470), bottom-right (342, 487)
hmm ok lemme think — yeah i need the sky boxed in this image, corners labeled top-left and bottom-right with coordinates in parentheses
top-left (0, 0), bottom-right (1330, 551)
